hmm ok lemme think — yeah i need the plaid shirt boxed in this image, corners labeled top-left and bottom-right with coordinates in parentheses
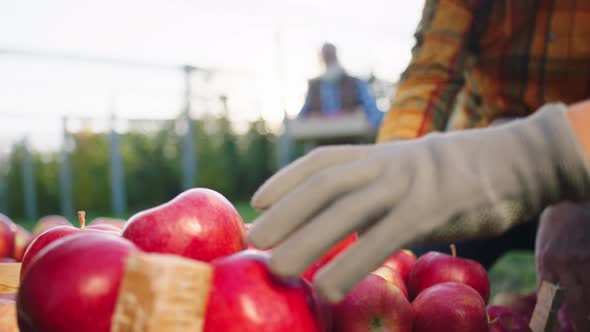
top-left (378, 0), bottom-right (590, 141)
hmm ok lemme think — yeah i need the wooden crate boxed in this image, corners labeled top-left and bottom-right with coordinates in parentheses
top-left (0, 263), bottom-right (564, 332)
top-left (530, 281), bottom-right (564, 332)
top-left (0, 263), bottom-right (20, 295)
top-left (288, 111), bottom-right (373, 142)
top-left (0, 263), bottom-right (19, 332)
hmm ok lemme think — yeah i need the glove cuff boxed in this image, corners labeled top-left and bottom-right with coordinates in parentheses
top-left (525, 103), bottom-right (590, 202)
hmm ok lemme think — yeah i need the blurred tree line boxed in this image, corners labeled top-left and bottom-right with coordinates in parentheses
top-left (0, 115), bottom-right (279, 219)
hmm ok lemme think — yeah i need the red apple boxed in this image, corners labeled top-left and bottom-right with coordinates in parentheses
top-left (20, 226), bottom-right (79, 280)
top-left (408, 246), bottom-right (490, 302)
top-left (383, 249), bottom-right (416, 283)
top-left (488, 305), bottom-right (531, 332)
top-left (0, 214), bottom-right (15, 258)
top-left (332, 273), bottom-right (412, 332)
top-left (86, 224), bottom-right (122, 233)
top-left (246, 224), bottom-right (356, 281)
top-left (123, 188), bottom-right (245, 262)
top-left (371, 265), bottom-right (409, 298)
top-left (0, 298), bottom-right (18, 332)
top-left (20, 212), bottom-right (119, 279)
top-left (507, 293), bottom-right (537, 322)
top-left (17, 233), bottom-right (139, 332)
top-left (492, 292), bottom-right (536, 323)
top-left (12, 225), bottom-right (32, 262)
top-left (32, 215), bottom-right (72, 237)
top-left (302, 233), bottom-right (358, 282)
top-left (412, 282), bottom-right (489, 332)
top-left (89, 217), bottom-right (126, 231)
top-left (204, 250), bottom-right (328, 332)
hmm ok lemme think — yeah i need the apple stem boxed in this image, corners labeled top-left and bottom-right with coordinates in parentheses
top-left (78, 211), bottom-right (86, 229)
top-left (450, 244), bottom-right (456, 257)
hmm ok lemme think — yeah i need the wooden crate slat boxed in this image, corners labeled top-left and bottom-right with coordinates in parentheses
top-left (0, 263), bottom-right (20, 294)
top-left (529, 281), bottom-right (564, 332)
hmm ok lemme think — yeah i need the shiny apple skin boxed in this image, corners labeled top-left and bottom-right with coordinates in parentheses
top-left (302, 233), bottom-right (358, 282)
top-left (332, 274), bottom-right (413, 332)
top-left (20, 226), bottom-right (80, 280)
top-left (89, 217), bottom-right (126, 230)
top-left (371, 265), bottom-right (409, 298)
top-left (408, 251), bottom-right (490, 302)
top-left (20, 225), bottom-right (117, 281)
top-left (507, 292), bottom-right (537, 322)
top-left (86, 224), bottom-right (122, 232)
top-left (412, 282), bottom-right (489, 332)
top-left (17, 233), bottom-right (139, 332)
top-left (204, 250), bottom-right (327, 332)
top-left (383, 249), bottom-right (416, 283)
top-left (123, 188), bottom-right (245, 262)
top-left (487, 305), bottom-right (531, 332)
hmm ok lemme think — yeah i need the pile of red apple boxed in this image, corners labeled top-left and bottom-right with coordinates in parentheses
top-left (2, 188), bottom-right (570, 331)
top-left (0, 213), bottom-right (126, 331)
top-left (0, 213), bottom-right (34, 263)
top-left (0, 213), bottom-right (127, 265)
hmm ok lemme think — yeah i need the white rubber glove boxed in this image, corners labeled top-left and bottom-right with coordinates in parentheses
top-left (248, 104), bottom-right (590, 303)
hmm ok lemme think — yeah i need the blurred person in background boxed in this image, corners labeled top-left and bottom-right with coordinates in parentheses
top-left (249, 1), bottom-right (590, 330)
top-left (298, 43), bottom-right (383, 130)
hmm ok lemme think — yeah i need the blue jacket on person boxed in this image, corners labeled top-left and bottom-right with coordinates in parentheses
top-left (299, 72), bottom-right (383, 129)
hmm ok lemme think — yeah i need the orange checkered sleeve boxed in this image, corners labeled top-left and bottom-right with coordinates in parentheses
top-left (378, 0), bottom-right (480, 141)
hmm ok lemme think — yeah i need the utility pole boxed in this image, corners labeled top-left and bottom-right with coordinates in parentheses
top-left (22, 138), bottom-right (37, 220)
top-left (278, 115), bottom-right (293, 168)
top-left (109, 113), bottom-right (127, 216)
top-left (59, 116), bottom-right (73, 217)
top-left (273, 24), bottom-right (293, 167)
top-left (181, 65), bottom-right (197, 190)
top-left (0, 167), bottom-right (6, 214)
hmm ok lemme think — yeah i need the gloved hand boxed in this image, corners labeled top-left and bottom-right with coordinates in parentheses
top-left (248, 103), bottom-right (590, 303)
top-left (536, 201), bottom-right (590, 331)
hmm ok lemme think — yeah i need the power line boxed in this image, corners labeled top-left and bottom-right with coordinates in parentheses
top-left (0, 48), bottom-right (185, 71)
top-left (0, 47), bottom-right (250, 76)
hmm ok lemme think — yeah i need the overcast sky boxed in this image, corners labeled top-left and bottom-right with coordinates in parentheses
top-left (0, 0), bottom-right (424, 151)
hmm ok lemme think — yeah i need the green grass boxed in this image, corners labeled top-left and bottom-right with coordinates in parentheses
top-left (13, 219), bottom-right (37, 232)
top-left (234, 201), bottom-right (260, 223)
